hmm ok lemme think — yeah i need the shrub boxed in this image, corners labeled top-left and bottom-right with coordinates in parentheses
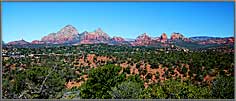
top-left (145, 79), bottom-right (211, 99)
top-left (79, 64), bottom-right (125, 99)
top-left (211, 76), bottom-right (234, 99)
top-left (108, 81), bottom-right (143, 99)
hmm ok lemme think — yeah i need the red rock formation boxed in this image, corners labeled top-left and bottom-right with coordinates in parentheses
top-left (160, 33), bottom-right (168, 42)
top-left (31, 40), bottom-right (45, 44)
top-left (87, 54), bottom-right (95, 63)
top-left (79, 40), bottom-right (93, 44)
top-left (112, 36), bottom-right (125, 42)
top-left (227, 37), bottom-right (234, 44)
top-left (79, 28), bottom-right (110, 44)
top-left (7, 39), bottom-right (30, 45)
top-left (132, 33), bottom-right (152, 46)
top-left (65, 80), bottom-right (84, 89)
top-left (41, 25), bottom-right (79, 44)
top-left (170, 32), bottom-right (184, 40)
top-left (203, 75), bottom-right (215, 84)
top-left (161, 33), bottom-right (167, 40)
top-left (153, 37), bottom-right (161, 42)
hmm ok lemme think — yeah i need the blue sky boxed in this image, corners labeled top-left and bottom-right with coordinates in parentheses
top-left (2, 2), bottom-right (234, 43)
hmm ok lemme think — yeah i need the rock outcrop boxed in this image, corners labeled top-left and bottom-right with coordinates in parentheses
top-left (111, 36), bottom-right (125, 42)
top-left (132, 33), bottom-right (152, 46)
top-left (31, 40), bottom-right (45, 44)
top-left (170, 32), bottom-right (185, 40)
top-left (79, 28), bottom-right (110, 44)
top-left (160, 33), bottom-right (168, 42)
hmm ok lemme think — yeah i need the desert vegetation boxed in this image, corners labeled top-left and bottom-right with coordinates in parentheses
top-left (2, 44), bottom-right (234, 99)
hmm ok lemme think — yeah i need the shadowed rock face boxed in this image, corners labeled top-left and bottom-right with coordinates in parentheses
top-left (227, 37), bottom-right (235, 43)
top-left (7, 39), bottom-right (30, 45)
top-left (41, 25), bottom-right (79, 44)
top-left (160, 33), bottom-right (168, 42)
top-left (170, 32), bottom-right (185, 40)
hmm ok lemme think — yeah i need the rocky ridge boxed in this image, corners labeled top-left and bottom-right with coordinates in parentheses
top-left (7, 25), bottom-right (234, 47)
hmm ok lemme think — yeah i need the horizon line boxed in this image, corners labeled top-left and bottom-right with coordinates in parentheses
top-left (4, 33), bottom-right (234, 43)
top-left (4, 24), bottom-right (234, 43)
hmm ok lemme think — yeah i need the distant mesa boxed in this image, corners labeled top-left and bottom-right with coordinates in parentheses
top-left (190, 36), bottom-right (220, 41)
top-left (197, 36), bottom-right (235, 45)
top-left (7, 39), bottom-right (30, 45)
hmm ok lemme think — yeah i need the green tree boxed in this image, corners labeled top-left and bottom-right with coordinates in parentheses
top-left (79, 64), bottom-right (125, 99)
top-left (211, 76), bottom-right (234, 99)
top-left (145, 79), bottom-right (211, 99)
top-left (166, 79), bottom-right (211, 99)
top-left (108, 81), bottom-right (143, 99)
top-left (4, 66), bottom-right (66, 99)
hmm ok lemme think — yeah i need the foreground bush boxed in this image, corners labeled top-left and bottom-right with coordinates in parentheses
top-left (79, 64), bottom-right (126, 98)
top-left (211, 76), bottom-right (234, 99)
top-left (140, 79), bottom-right (211, 99)
top-left (108, 81), bottom-right (143, 99)
top-left (3, 66), bottom-right (66, 99)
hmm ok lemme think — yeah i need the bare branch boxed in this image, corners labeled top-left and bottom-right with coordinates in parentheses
top-left (18, 90), bottom-right (27, 99)
top-left (38, 65), bottom-right (57, 93)
top-left (18, 65), bottom-right (57, 98)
